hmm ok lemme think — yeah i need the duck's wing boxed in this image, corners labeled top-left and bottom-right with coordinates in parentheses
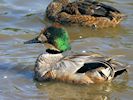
top-left (61, 0), bottom-right (122, 19)
top-left (76, 0), bottom-right (121, 19)
top-left (63, 54), bottom-right (128, 81)
top-left (51, 54), bottom-right (111, 77)
top-left (75, 55), bottom-right (128, 81)
top-left (70, 55), bottom-right (115, 81)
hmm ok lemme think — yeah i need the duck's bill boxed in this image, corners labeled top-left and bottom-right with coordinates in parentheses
top-left (24, 37), bottom-right (41, 44)
top-left (122, 14), bottom-right (128, 19)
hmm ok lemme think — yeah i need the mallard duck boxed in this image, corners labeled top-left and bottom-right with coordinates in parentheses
top-left (46, 0), bottom-right (126, 28)
top-left (24, 24), bottom-right (128, 84)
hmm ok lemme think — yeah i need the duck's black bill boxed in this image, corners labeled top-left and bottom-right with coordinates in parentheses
top-left (24, 37), bottom-right (41, 44)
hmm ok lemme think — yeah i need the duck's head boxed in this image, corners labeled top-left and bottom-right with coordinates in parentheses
top-left (24, 24), bottom-right (71, 53)
top-left (53, 0), bottom-right (69, 4)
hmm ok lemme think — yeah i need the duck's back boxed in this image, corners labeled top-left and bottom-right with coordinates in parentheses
top-left (46, 0), bottom-right (125, 28)
top-left (62, 0), bottom-right (122, 19)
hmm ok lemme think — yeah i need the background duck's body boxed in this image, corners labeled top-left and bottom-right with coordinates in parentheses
top-left (24, 24), bottom-right (128, 84)
top-left (46, 0), bottom-right (125, 28)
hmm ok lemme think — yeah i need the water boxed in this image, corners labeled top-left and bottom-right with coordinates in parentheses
top-left (0, 0), bottom-right (133, 100)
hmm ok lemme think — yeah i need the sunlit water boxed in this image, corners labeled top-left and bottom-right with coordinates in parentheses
top-left (0, 0), bottom-right (133, 100)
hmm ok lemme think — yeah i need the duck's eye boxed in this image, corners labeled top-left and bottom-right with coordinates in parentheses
top-left (45, 31), bottom-right (51, 38)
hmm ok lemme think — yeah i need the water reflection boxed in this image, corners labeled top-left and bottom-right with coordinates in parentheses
top-left (35, 76), bottom-right (129, 100)
top-left (0, 62), bottom-right (129, 100)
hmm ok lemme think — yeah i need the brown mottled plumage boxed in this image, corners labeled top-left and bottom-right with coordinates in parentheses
top-left (46, 0), bottom-right (126, 28)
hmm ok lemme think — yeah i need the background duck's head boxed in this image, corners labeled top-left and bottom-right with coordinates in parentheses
top-left (24, 24), bottom-right (71, 53)
top-left (53, 0), bottom-right (69, 4)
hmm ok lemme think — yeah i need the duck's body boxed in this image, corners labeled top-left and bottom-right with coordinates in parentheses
top-left (24, 24), bottom-right (128, 84)
top-left (34, 52), bottom-right (127, 84)
top-left (46, 0), bottom-right (125, 28)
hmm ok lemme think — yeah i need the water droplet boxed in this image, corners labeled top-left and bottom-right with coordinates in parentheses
top-left (39, 83), bottom-right (42, 86)
top-left (79, 36), bottom-right (82, 39)
top-left (82, 50), bottom-right (86, 53)
top-left (28, 9), bottom-right (31, 11)
top-left (3, 76), bottom-right (7, 79)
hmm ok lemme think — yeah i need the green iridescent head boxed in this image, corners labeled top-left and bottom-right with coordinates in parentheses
top-left (24, 24), bottom-right (71, 52)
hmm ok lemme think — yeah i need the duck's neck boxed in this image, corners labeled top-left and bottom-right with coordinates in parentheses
top-left (46, 49), bottom-right (63, 54)
top-left (46, 48), bottom-right (75, 58)
top-left (45, 48), bottom-right (73, 56)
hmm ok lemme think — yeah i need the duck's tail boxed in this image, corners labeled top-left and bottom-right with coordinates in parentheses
top-left (104, 55), bottom-right (129, 79)
top-left (108, 60), bottom-right (129, 78)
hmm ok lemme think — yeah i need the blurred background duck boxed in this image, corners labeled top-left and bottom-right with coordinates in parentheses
top-left (46, 0), bottom-right (126, 28)
top-left (24, 24), bottom-right (128, 84)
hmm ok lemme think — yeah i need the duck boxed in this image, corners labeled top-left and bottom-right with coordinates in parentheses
top-left (24, 23), bottom-right (128, 84)
top-left (46, 0), bottom-right (126, 28)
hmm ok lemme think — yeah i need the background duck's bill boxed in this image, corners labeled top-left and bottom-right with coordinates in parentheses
top-left (24, 38), bottom-right (41, 44)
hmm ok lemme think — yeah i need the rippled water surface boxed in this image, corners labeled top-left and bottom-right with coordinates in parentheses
top-left (0, 0), bottom-right (133, 100)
